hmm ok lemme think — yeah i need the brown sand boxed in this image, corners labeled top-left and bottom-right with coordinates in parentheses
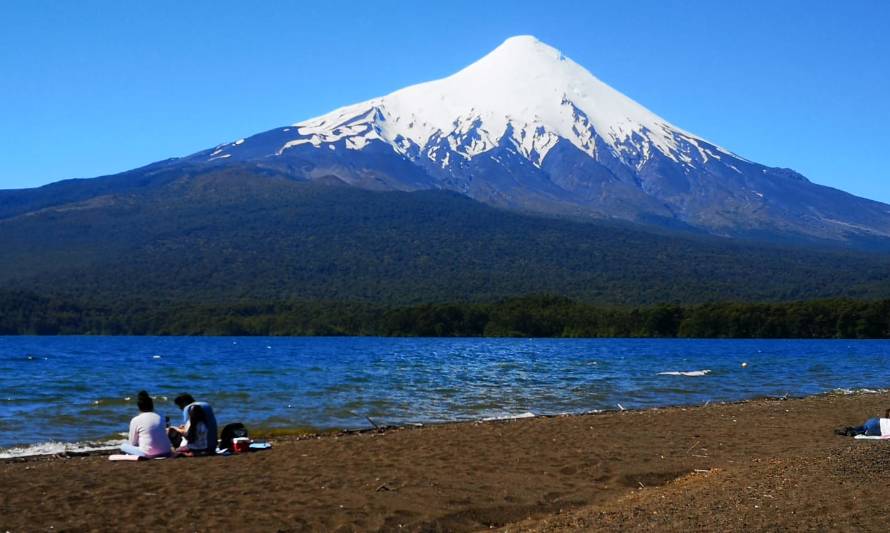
top-left (3, 392), bottom-right (890, 532)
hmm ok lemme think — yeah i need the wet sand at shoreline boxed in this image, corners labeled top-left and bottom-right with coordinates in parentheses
top-left (3, 392), bottom-right (890, 531)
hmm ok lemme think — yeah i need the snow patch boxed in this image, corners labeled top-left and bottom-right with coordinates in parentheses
top-left (286, 35), bottom-right (739, 169)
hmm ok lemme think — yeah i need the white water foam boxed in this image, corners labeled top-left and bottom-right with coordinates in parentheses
top-left (831, 387), bottom-right (886, 395)
top-left (481, 411), bottom-right (536, 422)
top-left (658, 370), bottom-right (711, 377)
top-left (0, 438), bottom-right (125, 459)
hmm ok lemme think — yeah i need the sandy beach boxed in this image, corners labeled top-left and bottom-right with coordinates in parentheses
top-left (3, 391), bottom-right (890, 532)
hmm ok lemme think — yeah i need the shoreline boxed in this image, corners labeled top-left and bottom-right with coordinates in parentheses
top-left (4, 389), bottom-right (890, 530)
top-left (5, 333), bottom-right (890, 340)
top-left (3, 387), bottom-right (886, 461)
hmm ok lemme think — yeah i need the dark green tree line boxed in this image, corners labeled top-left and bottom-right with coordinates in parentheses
top-left (2, 291), bottom-right (890, 338)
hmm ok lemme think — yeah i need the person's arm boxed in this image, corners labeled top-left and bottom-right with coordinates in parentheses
top-left (174, 420), bottom-right (190, 435)
top-left (128, 417), bottom-right (138, 446)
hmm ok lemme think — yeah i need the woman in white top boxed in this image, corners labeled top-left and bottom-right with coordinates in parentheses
top-left (120, 391), bottom-right (173, 458)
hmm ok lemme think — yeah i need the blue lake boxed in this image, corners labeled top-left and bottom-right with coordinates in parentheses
top-left (2, 336), bottom-right (890, 454)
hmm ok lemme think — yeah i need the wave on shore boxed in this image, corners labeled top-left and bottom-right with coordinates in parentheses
top-left (0, 439), bottom-right (125, 459)
top-left (481, 411), bottom-right (536, 422)
top-left (831, 387), bottom-right (884, 395)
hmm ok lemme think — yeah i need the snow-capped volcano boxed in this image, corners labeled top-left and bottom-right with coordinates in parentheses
top-left (187, 35), bottom-right (890, 242)
top-left (287, 35), bottom-right (730, 168)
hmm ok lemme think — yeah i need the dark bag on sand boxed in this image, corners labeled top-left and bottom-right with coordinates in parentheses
top-left (219, 422), bottom-right (249, 451)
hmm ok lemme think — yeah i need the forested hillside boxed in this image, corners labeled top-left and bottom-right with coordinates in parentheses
top-left (2, 168), bottom-right (890, 306)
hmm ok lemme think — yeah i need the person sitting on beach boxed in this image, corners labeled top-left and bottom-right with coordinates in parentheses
top-left (173, 393), bottom-right (218, 453)
top-left (170, 404), bottom-right (211, 456)
top-left (836, 409), bottom-right (890, 437)
top-left (120, 391), bottom-right (173, 458)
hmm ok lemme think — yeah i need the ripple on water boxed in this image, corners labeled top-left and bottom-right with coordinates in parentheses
top-left (247, 368), bottom-right (286, 376)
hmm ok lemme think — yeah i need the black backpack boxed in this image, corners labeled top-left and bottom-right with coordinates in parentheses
top-left (219, 422), bottom-right (249, 452)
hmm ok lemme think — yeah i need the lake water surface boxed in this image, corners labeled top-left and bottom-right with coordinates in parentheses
top-left (2, 336), bottom-right (890, 456)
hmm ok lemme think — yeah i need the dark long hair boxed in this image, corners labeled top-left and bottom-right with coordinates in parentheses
top-left (174, 393), bottom-right (196, 410)
top-left (136, 391), bottom-right (154, 413)
top-left (186, 404), bottom-right (207, 444)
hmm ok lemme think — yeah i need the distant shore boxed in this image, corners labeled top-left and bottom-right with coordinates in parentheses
top-left (4, 390), bottom-right (890, 531)
top-left (3, 292), bottom-right (890, 338)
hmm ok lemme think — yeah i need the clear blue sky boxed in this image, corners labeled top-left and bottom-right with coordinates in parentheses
top-left (2, 1), bottom-right (889, 202)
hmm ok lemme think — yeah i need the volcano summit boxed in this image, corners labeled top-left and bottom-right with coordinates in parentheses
top-left (165, 35), bottom-right (890, 243)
